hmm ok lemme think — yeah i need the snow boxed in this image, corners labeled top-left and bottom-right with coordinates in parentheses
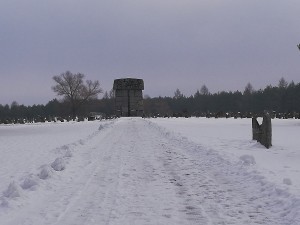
top-left (150, 117), bottom-right (300, 196)
top-left (21, 175), bottom-right (39, 190)
top-left (0, 118), bottom-right (299, 224)
top-left (39, 165), bottom-right (53, 180)
top-left (3, 182), bottom-right (22, 199)
top-left (51, 157), bottom-right (66, 171)
top-left (239, 154), bottom-right (256, 166)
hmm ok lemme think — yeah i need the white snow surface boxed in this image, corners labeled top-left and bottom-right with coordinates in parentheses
top-left (0, 117), bottom-right (299, 224)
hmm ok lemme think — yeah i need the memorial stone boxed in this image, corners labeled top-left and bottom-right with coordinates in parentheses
top-left (252, 112), bottom-right (272, 149)
top-left (113, 78), bottom-right (144, 117)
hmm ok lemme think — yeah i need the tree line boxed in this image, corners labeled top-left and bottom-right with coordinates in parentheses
top-left (1, 75), bottom-right (300, 122)
top-left (144, 78), bottom-right (300, 117)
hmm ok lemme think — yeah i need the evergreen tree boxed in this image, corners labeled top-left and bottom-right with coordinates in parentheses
top-left (200, 85), bottom-right (209, 95)
top-left (278, 77), bottom-right (288, 89)
top-left (243, 82), bottom-right (254, 95)
top-left (173, 88), bottom-right (183, 99)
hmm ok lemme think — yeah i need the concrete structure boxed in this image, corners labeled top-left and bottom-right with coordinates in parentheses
top-left (113, 78), bottom-right (144, 117)
top-left (252, 112), bottom-right (272, 149)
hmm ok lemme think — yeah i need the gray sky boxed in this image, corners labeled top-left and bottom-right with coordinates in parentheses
top-left (1, 0), bottom-right (300, 105)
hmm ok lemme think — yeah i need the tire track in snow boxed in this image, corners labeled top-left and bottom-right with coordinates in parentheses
top-left (104, 118), bottom-right (206, 224)
top-left (51, 118), bottom-right (211, 224)
top-left (52, 121), bottom-right (124, 225)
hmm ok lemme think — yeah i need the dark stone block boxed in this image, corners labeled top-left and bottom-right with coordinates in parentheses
top-left (252, 112), bottom-right (272, 149)
top-left (113, 78), bottom-right (144, 117)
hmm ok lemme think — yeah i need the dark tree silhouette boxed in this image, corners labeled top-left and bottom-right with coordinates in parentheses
top-left (200, 85), bottom-right (209, 95)
top-left (243, 82), bottom-right (254, 95)
top-left (173, 88), bottom-right (183, 99)
top-left (278, 77), bottom-right (288, 89)
top-left (52, 71), bottom-right (102, 118)
top-left (2, 77), bottom-right (300, 121)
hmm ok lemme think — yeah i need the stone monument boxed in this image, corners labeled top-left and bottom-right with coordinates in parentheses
top-left (252, 112), bottom-right (272, 149)
top-left (113, 78), bottom-right (144, 117)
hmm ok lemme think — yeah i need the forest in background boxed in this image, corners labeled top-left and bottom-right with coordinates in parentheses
top-left (1, 78), bottom-right (300, 121)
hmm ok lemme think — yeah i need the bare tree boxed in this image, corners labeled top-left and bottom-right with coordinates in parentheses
top-left (102, 91), bottom-right (109, 99)
top-left (52, 71), bottom-right (102, 118)
top-left (109, 88), bottom-right (115, 99)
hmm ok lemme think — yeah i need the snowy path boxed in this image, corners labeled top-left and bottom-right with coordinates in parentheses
top-left (0, 118), bottom-right (299, 224)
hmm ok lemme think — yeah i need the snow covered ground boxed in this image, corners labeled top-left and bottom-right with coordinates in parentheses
top-left (0, 117), bottom-right (299, 224)
top-left (149, 118), bottom-right (300, 196)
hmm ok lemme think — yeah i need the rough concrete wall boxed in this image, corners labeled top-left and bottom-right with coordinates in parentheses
top-left (113, 78), bottom-right (144, 90)
top-left (113, 78), bottom-right (144, 117)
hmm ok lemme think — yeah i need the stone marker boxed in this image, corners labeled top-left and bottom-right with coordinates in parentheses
top-left (113, 78), bottom-right (144, 117)
top-left (252, 112), bottom-right (272, 149)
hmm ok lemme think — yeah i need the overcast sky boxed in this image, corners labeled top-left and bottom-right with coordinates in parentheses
top-left (1, 0), bottom-right (300, 105)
